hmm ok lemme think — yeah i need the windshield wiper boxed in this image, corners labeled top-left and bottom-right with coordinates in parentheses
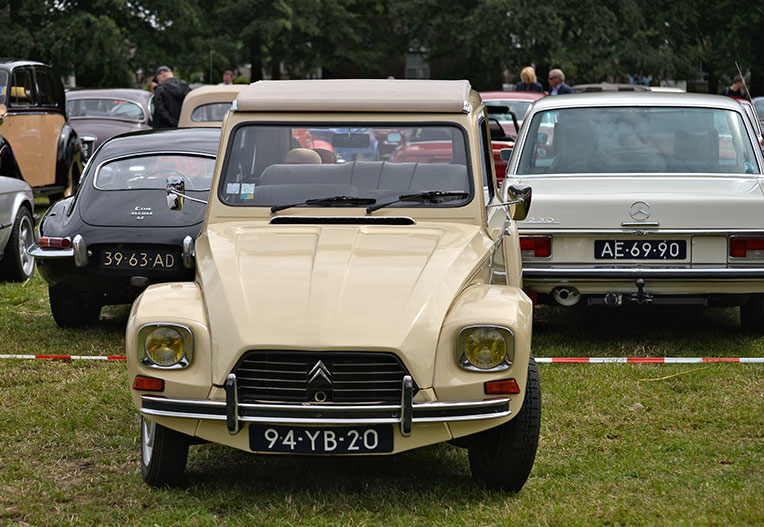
top-left (366, 191), bottom-right (469, 214)
top-left (271, 196), bottom-right (376, 214)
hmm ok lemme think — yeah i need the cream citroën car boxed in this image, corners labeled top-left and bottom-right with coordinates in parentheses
top-left (127, 79), bottom-right (538, 491)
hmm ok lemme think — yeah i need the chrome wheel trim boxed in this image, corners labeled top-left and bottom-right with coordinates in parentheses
top-left (18, 214), bottom-right (35, 277)
top-left (141, 417), bottom-right (155, 466)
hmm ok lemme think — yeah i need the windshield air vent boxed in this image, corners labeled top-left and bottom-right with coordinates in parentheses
top-left (269, 216), bottom-right (415, 226)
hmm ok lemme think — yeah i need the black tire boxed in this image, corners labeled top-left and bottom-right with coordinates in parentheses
top-left (141, 417), bottom-right (190, 487)
top-left (0, 207), bottom-right (35, 282)
top-left (48, 285), bottom-right (102, 328)
top-left (467, 356), bottom-right (541, 492)
top-left (740, 294), bottom-right (764, 332)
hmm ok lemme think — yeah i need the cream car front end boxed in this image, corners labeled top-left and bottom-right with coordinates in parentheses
top-left (127, 80), bottom-right (539, 491)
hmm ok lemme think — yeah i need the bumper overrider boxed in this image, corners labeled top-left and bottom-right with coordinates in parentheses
top-left (140, 374), bottom-right (511, 437)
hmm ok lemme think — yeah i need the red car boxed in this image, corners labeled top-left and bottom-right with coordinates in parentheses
top-left (480, 91), bottom-right (545, 182)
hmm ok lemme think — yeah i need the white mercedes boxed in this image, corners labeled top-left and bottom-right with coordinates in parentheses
top-left (502, 92), bottom-right (764, 330)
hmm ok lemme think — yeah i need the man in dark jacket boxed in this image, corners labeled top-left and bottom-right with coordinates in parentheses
top-left (152, 66), bottom-right (190, 128)
top-left (548, 68), bottom-right (574, 95)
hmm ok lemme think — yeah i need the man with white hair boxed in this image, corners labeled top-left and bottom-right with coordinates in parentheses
top-left (547, 68), bottom-right (574, 95)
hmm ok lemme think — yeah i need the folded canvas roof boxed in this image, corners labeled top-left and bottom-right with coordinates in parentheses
top-left (234, 79), bottom-right (472, 113)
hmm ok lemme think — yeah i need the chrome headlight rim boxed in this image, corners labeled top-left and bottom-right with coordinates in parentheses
top-left (137, 322), bottom-right (193, 369)
top-left (457, 324), bottom-right (514, 372)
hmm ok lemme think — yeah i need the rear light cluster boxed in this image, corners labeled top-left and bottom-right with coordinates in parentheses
top-left (520, 236), bottom-right (551, 258)
top-left (729, 237), bottom-right (764, 259)
top-left (38, 237), bottom-right (71, 249)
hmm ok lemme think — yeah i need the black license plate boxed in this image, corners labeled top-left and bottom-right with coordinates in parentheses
top-left (595, 240), bottom-right (686, 260)
top-left (250, 424), bottom-right (393, 454)
top-left (100, 249), bottom-right (178, 270)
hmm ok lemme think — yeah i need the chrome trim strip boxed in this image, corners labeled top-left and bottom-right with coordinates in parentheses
top-left (523, 267), bottom-right (764, 279)
top-left (139, 395), bottom-right (511, 425)
top-left (519, 228), bottom-right (764, 235)
top-left (621, 221), bottom-right (660, 227)
top-left (27, 245), bottom-right (74, 258)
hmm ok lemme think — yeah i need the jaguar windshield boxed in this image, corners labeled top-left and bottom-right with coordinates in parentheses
top-left (517, 106), bottom-right (759, 175)
top-left (219, 124), bottom-right (473, 208)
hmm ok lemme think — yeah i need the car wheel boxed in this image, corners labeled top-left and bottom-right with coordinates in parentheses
top-left (467, 356), bottom-right (541, 492)
top-left (141, 416), bottom-right (190, 487)
top-left (0, 207), bottom-right (35, 282)
top-left (48, 285), bottom-right (102, 328)
top-left (740, 294), bottom-right (764, 332)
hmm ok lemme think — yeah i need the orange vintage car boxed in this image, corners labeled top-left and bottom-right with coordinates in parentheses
top-left (0, 60), bottom-right (83, 201)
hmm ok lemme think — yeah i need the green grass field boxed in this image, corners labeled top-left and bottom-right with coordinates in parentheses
top-left (0, 272), bottom-right (762, 526)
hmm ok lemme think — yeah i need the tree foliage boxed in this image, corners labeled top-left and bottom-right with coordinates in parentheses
top-left (0, 0), bottom-right (762, 94)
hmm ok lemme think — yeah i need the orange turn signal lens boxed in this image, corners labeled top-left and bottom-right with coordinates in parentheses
top-left (484, 378), bottom-right (520, 395)
top-left (132, 375), bottom-right (164, 392)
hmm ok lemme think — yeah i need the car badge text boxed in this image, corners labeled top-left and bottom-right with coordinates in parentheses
top-left (629, 201), bottom-right (651, 221)
top-left (132, 206), bottom-right (153, 220)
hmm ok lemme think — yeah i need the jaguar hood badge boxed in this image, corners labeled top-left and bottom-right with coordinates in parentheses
top-left (629, 201), bottom-right (651, 221)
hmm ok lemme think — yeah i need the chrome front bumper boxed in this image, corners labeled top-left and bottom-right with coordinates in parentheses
top-left (140, 374), bottom-right (511, 437)
top-left (523, 267), bottom-right (764, 280)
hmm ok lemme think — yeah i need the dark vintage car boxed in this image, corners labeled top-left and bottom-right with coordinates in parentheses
top-left (29, 127), bottom-right (220, 327)
top-left (0, 59), bottom-right (83, 201)
top-left (66, 88), bottom-right (154, 161)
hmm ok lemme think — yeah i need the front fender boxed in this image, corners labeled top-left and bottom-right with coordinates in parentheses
top-left (433, 284), bottom-right (533, 438)
top-left (0, 136), bottom-right (24, 180)
top-left (56, 124), bottom-right (83, 190)
top-left (127, 282), bottom-right (212, 434)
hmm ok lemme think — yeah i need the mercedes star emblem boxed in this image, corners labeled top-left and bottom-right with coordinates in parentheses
top-left (629, 201), bottom-right (651, 221)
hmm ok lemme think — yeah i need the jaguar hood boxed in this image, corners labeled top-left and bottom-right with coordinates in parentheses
top-left (514, 175), bottom-right (764, 230)
top-left (195, 221), bottom-right (492, 384)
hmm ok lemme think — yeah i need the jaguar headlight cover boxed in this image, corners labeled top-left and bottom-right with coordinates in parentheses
top-left (138, 323), bottom-right (193, 368)
top-left (458, 325), bottom-right (514, 371)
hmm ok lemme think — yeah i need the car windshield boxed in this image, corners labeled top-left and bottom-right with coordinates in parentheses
top-left (516, 106), bottom-right (759, 175)
top-left (754, 99), bottom-right (764, 121)
top-left (219, 124), bottom-right (472, 208)
top-left (191, 102), bottom-right (230, 122)
top-left (485, 101), bottom-right (532, 122)
top-left (94, 154), bottom-right (216, 190)
top-left (67, 98), bottom-right (145, 121)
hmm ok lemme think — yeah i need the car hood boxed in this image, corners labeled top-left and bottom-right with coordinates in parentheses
top-left (514, 175), bottom-right (764, 230)
top-left (79, 188), bottom-right (209, 228)
top-left (195, 221), bottom-right (491, 385)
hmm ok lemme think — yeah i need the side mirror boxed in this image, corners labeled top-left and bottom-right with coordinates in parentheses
top-left (166, 175), bottom-right (185, 211)
top-left (507, 184), bottom-right (532, 221)
top-left (500, 148), bottom-right (513, 162)
top-left (386, 132), bottom-right (402, 144)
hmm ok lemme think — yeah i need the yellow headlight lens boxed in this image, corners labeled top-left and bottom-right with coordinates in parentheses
top-left (145, 327), bottom-right (185, 366)
top-left (459, 326), bottom-right (513, 370)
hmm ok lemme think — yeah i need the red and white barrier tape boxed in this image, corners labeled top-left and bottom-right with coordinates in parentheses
top-left (0, 354), bottom-right (126, 361)
top-left (0, 355), bottom-right (762, 363)
top-left (535, 357), bottom-right (764, 364)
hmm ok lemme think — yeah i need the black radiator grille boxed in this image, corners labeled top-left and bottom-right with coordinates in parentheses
top-left (232, 351), bottom-right (415, 403)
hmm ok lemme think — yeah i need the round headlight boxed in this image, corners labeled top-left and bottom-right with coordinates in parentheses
top-left (458, 326), bottom-right (513, 371)
top-left (145, 326), bottom-right (185, 366)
